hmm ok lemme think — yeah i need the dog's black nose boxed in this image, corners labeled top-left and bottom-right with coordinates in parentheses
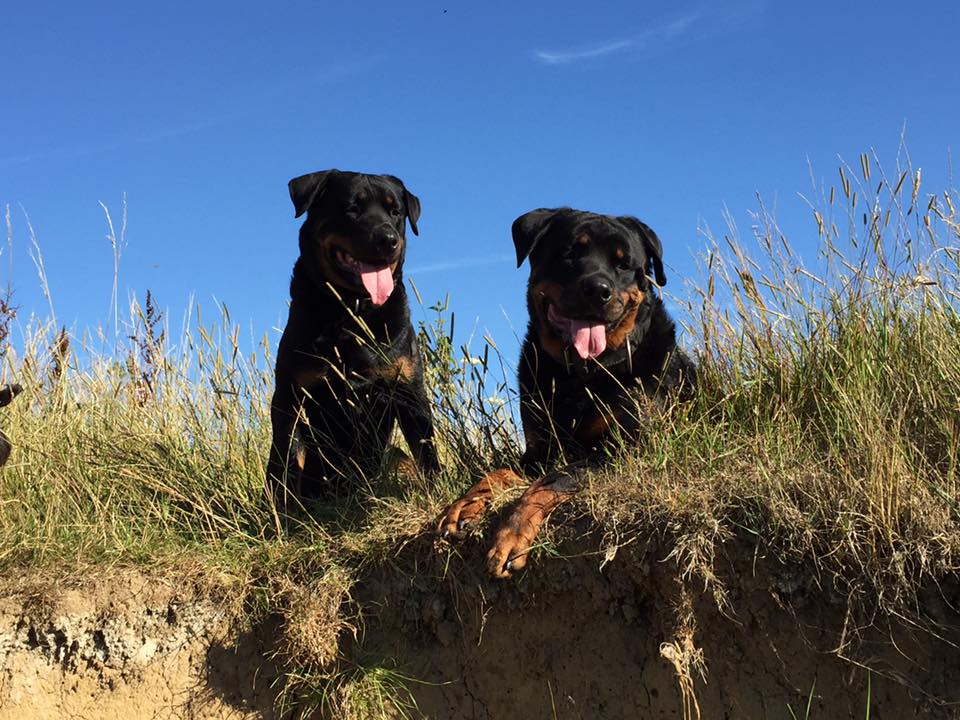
top-left (581, 277), bottom-right (613, 304)
top-left (376, 230), bottom-right (399, 251)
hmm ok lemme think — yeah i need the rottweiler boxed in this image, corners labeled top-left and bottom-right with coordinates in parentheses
top-left (267, 170), bottom-right (440, 506)
top-left (437, 208), bottom-right (694, 577)
top-left (0, 383), bottom-right (21, 467)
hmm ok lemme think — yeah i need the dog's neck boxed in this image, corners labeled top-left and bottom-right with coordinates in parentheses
top-left (545, 296), bottom-right (677, 381)
top-left (286, 258), bottom-right (408, 350)
top-left (289, 258), bottom-right (402, 313)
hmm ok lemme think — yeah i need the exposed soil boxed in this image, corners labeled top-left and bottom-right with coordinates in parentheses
top-left (3, 536), bottom-right (960, 719)
top-left (0, 572), bottom-right (279, 719)
top-left (358, 535), bottom-right (960, 719)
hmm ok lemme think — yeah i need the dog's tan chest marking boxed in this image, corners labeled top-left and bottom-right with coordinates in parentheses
top-left (363, 355), bottom-right (416, 383)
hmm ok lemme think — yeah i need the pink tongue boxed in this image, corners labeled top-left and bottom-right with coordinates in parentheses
top-left (569, 319), bottom-right (607, 360)
top-left (358, 264), bottom-right (394, 306)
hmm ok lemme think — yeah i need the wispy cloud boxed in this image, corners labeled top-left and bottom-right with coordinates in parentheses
top-left (532, 10), bottom-right (707, 65)
top-left (406, 253), bottom-right (514, 275)
top-left (534, 38), bottom-right (638, 66)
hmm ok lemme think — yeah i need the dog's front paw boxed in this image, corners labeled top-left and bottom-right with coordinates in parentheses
top-left (436, 493), bottom-right (489, 540)
top-left (436, 469), bottom-right (523, 541)
top-left (486, 518), bottom-right (539, 579)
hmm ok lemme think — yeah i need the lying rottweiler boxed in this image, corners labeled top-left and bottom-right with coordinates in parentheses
top-left (0, 383), bottom-right (21, 467)
top-left (438, 208), bottom-right (694, 577)
top-left (267, 170), bottom-right (440, 506)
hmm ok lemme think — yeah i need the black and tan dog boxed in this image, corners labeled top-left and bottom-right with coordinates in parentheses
top-left (438, 208), bottom-right (694, 577)
top-left (267, 170), bottom-right (440, 506)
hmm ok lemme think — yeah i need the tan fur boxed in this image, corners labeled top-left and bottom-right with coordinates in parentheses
top-left (294, 366), bottom-right (329, 390)
top-left (384, 446), bottom-right (417, 480)
top-left (436, 469), bottom-right (525, 538)
top-left (486, 479), bottom-right (572, 578)
top-left (606, 287), bottom-right (644, 350)
top-left (364, 355), bottom-right (415, 383)
top-left (529, 280), bottom-right (567, 362)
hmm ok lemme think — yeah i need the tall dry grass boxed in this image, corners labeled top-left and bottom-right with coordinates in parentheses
top-left (0, 153), bottom-right (958, 715)
top-left (582, 153), bottom-right (960, 614)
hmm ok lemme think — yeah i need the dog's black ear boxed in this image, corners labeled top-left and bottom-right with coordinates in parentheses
top-left (288, 170), bottom-right (336, 218)
top-left (402, 188), bottom-right (421, 236)
top-left (512, 208), bottom-right (563, 268)
top-left (384, 175), bottom-right (421, 236)
top-left (618, 216), bottom-right (666, 287)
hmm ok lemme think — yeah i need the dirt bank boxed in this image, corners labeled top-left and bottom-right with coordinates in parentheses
top-left (3, 538), bottom-right (959, 719)
top-left (356, 536), bottom-right (960, 719)
top-left (0, 572), bottom-right (279, 719)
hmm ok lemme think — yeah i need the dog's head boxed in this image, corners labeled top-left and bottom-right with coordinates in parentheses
top-left (513, 208), bottom-right (666, 361)
top-left (288, 170), bottom-right (421, 306)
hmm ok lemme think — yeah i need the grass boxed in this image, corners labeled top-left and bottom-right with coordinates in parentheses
top-left (1, 151), bottom-right (959, 716)
top-left (580, 155), bottom-right (960, 618)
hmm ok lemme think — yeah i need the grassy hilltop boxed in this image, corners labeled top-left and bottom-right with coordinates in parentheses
top-left (1, 155), bottom-right (959, 717)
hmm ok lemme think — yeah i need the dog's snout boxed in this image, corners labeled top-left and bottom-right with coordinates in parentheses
top-left (580, 277), bottom-right (613, 305)
top-left (373, 227), bottom-right (400, 252)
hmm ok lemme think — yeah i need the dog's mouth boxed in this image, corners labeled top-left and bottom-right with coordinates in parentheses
top-left (334, 249), bottom-right (397, 306)
top-left (545, 302), bottom-right (615, 360)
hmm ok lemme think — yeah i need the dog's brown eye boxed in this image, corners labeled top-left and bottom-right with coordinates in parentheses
top-left (389, 207), bottom-right (401, 217)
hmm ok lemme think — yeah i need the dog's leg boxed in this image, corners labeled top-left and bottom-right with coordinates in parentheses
top-left (395, 374), bottom-right (440, 475)
top-left (266, 434), bottom-right (306, 513)
top-left (518, 392), bottom-right (562, 475)
top-left (661, 348), bottom-right (697, 400)
top-left (298, 442), bottom-right (343, 500)
top-left (436, 468), bottom-right (525, 539)
top-left (486, 464), bottom-right (585, 578)
top-left (436, 436), bottom-right (555, 540)
top-left (266, 391), bottom-right (307, 512)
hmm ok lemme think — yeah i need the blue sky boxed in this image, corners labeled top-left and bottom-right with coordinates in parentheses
top-left (2, 1), bottom-right (958, 369)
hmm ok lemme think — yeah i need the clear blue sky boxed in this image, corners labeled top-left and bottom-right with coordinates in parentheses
top-left (2, 1), bottom-right (958, 367)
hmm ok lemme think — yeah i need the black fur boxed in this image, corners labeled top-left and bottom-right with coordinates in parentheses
top-left (436, 208), bottom-right (695, 577)
top-left (0, 383), bottom-right (21, 468)
top-left (513, 207), bottom-right (695, 475)
top-left (267, 170), bottom-right (439, 505)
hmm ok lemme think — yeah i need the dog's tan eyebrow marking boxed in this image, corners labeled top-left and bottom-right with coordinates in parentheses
top-left (577, 233), bottom-right (590, 246)
top-left (356, 191), bottom-right (368, 202)
top-left (615, 248), bottom-right (625, 259)
top-left (384, 195), bottom-right (395, 206)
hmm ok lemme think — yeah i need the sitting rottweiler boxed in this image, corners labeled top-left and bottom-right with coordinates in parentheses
top-left (0, 383), bottom-right (22, 467)
top-left (267, 170), bottom-right (440, 507)
top-left (437, 208), bottom-right (694, 577)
